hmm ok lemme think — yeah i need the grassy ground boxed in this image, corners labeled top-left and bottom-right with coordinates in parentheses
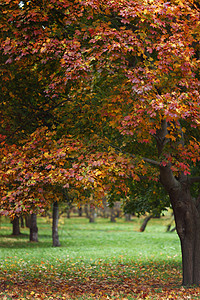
top-left (0, 215), bottom-right (200, 299)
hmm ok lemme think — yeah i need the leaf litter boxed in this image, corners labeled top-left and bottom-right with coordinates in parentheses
top-left (1, 260), bottom-right (200, 299)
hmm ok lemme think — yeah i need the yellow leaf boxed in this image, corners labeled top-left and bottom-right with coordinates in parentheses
top-left (95, 170), bottom-right (102, 176)
top-left (165, 134), bottom-right (176, 141)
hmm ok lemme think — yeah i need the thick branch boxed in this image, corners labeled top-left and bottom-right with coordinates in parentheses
top-left (155, 119), bottom-right (169, 157)
top-left (141, 157), bottom-right (161, 167)
top-left (107, 143), bottom-right (161, 167)
top-left (159, 165), bottom-right (180, 193)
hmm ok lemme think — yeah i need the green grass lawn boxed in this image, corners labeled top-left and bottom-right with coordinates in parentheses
top-left (0, 215), bottom-right (180, 265)
top-left (0, 215), bottom-right (200, 299)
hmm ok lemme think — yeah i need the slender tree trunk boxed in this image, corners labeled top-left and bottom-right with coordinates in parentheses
top-left (52, 201), bottom-right (61, 247)
top-left (110, 207), bottom-right (116, 222)
top-left (89, 206), bottom-right (95, 223)
top-left (166, 213), bottom-right (176, 232)
top-left (25, 214), bottom-right (31, 228)
top-left (125, 214), bottom-right (131, 221)
top-left (102, 197), bottom-right (109, 218)
top-left (30, 213), bottom-right (38, 242)
top-left (78, 206), bottom-right (82, 217)
top-left (160, 166), bottom-right (200, 285)
top-left (66, 209), bottom-right (71, 218)
top-left (139, 215), bottom-right (152, 232)
top-left (12, 216), bottom-right (20, 235)
top-left (84, 205), bottom-right (89, 218)
top-left (20, 216), bottom-right (24, 228)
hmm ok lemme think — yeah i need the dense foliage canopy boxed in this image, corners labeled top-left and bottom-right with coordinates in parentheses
top-left (0, 0), bottom-right (199, 215)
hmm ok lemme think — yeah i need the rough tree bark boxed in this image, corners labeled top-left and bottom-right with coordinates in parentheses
top-left (153, 119), bottom-right (200, 285)
top-left (30, 213), bottom-right (38, 242)
top-left (52, 201), bottom-right (61, 247)
top-left (160, 166), bottom-right (200, 285)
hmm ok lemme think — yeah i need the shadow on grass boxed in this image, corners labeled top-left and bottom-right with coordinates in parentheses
top-left (0, 233), bottom-right (29, 238)
top-left (0, 233), bottom-right (54, 248)
top-left (0, 242), bottom-right (53, 249)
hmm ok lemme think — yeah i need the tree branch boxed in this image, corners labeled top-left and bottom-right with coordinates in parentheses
top-left (105, 142), bottom-right (161, 167)
top-left (159, 165), bottom-right (180, 193)
top-left (155, 119), bottom-right (169, 157)
top-left (141, 157), bottom-right (161, 167)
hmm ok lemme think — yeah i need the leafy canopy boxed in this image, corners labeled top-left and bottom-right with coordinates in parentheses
top-left (0, 0), bottom-right (200, 216)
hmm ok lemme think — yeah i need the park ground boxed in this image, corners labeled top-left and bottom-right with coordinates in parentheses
top-left (1, 215), bottom-right (200, 299)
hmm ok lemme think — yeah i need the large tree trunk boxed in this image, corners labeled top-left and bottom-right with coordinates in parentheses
top-left (52, 201), bottom-right (61, 247)
top-left (30, 213), bottom-right (38, 242)
top-left (160, 166), bottom-right (200, 285)
top-left (171, 188), bottom-right (200, 286)
top-left (12, 216), bottom-right (20, 235)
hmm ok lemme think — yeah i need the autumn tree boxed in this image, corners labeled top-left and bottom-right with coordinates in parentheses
top-left (1, 0), bottom-right (200, 286)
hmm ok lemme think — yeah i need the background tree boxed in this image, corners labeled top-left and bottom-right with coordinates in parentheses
top-left (52, 201), bottom-right (60, 247)
top-left (123, 179), bottom-right (170, 231)
top-left (123, 180), bottom-right (170, 218)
